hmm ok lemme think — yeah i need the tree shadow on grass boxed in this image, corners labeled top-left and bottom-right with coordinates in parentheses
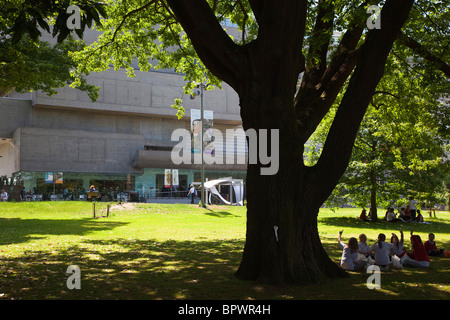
top-left (0, 238), bottom-right (245, 300)
top-left (0, 217), bottom-right (129, 246)
top-left (1, 237), bottom-right (449, 300)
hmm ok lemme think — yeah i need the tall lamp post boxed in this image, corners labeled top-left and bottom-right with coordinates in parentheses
top-left (191, 83), bottom-right (208, 207)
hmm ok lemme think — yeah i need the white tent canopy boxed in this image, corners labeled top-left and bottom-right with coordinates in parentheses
top-left (202, 177), bottom-right (244, 206)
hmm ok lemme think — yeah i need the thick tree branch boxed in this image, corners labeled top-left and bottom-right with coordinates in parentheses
top-left (254, 0), bottom-right (307, 65)
top-left (397, 32), bottom-right (450, 78)
top-left (308, 0), bottom-right (415, 208)
top-left (294, 25), bottom-right (363, 143)
top-left (294, 1), bottom-right (389, 144)
top-left (237, 0), bottom-right (308, 129)
top-left (166, 0), bottom-right (241, 89)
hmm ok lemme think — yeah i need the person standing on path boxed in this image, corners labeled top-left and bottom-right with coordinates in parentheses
top-left (187, 184), bottom-right (197, 204)
top-left (408, 197), bottom-right (418, 221)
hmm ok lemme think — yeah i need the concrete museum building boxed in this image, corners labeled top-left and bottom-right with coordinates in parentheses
top-left (0, 27), bottom-right (247, 203)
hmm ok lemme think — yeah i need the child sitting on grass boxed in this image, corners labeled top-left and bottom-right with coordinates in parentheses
top-left (358, 233), bottom-right (371, 258)
top-left (390, 230), bottom-right (405, 258)
top-left (338, 230), bottom-right (366, 271)
top-left (368, 233), bottom-right (394, 271)
top-left (401, 231), bottom-right (430, 268)
top-left (424, 233), bottom-right (445, 257)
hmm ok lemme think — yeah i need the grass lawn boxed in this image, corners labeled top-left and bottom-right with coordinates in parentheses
top-left (0, 201), bottom-right (449, 300)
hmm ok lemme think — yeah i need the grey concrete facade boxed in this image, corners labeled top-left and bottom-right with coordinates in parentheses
top-left (0, 64), bottom-right (247, 184)
top-left (0, 68), bottom-right (247, 176)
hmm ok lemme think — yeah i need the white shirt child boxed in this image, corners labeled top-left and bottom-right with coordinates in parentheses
top-left (0, 191), bottom-right (8, 201)
top-left (391, 241), bottom-right (404, 257)
top-left (359, 242), bottom-right (371, 255)
top-left (339, 241), bottom-right (358, 270)
top-left (369, 241), bottom-right (394, 266)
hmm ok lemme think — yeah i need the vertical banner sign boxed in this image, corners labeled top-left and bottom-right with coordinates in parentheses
top-left (55, 172), bottom-right (64, 184)
top-left (164, 169), bottom-right (172, 188)
top-left (190, 109), bottom-right (214, 154)
top-left (172, 169), bottom-right (179, 188)
top-left (203, 110), bottom-right (214, 155)
top-left (45, 172), bottom-right (54, 184)
top-left (191, 109), bottom-right (201, 154)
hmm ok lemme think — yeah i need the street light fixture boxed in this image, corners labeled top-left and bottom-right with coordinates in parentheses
top-left (191, 82), bottom-right (208, 208)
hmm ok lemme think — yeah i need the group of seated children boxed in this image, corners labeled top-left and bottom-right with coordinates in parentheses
top-left (338, 230), bottom-right (447, 272)
top-left (360, 206), bottom-right (424, 223)
top-left (384, 206), bottom-right (424, 222)
top-left (360, 197), bottom-right (427, 223)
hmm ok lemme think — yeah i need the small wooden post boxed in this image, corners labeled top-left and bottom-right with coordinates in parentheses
top-left (93, 202), bottom-right (96, 218)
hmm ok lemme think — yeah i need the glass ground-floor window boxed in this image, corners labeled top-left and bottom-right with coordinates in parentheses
top-left (34, 177), bottom-right (84, 200)
top-left (4, 169), bottom-right (246, 202)
top-left (7, 171), bottom-right (137, 201)
top-left (155, 174), bottom-right (188, 197)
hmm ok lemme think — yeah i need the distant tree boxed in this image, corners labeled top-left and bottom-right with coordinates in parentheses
top-left (306, 51), bottom-right (449, 220)
top-left (406, 162), bottom-right (449, 215)
top-left (0, 36), bottom-right (98, 99)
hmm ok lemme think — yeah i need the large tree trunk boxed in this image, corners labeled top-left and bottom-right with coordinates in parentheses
top-left (236, 156), bottom-right (348, 283)
top-left (234, 72), bottom-right (347, 283)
